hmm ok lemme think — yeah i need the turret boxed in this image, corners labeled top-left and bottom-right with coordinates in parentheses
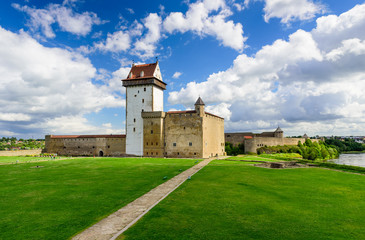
top-left (195, 97), bottom-right (205, 117)
top-left (274, 126), bottom-right (283, 138)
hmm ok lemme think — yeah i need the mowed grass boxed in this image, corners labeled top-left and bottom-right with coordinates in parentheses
top-left (121, 160), bottom-right (365, 240)
top-left (227, 155), bottom-right (279, 162)
top-left (0, 157), bottom-right (197, 240)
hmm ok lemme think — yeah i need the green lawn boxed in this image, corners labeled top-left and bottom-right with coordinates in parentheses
top-left (0, 157), bottom-right (197, 240)
top-left (121, 160), bottom-right (365, 240)
top-left (227, 155), bottom-right (279, 162)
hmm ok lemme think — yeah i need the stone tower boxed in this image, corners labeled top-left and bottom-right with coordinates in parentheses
top-left (122, 61), bottom-right (166, 156)
top-left (195, 97), bottom-right (205, 117)
top-left (274, 126), bottom-right (284, 138)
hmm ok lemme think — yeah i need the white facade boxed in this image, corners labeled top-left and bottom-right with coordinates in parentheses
top-left (125, 85), bottom-right (164, 155)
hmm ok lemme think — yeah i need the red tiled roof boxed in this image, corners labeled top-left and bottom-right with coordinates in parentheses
top-left (124, 63), bottom-right (157, 80)
top-left (244, 136), bottom-right (253, 139)
top-left (50, 135), bottom-right (126, 139)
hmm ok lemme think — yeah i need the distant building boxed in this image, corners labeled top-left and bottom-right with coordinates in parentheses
top-left (225, 127), bottom-right (311, 153)
top-left (44, 61), bottom-right (225, 158)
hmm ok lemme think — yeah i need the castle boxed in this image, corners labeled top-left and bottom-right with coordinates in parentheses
top-left (225, 127), bottom-right (312, 153)
top-left (44, 61), bottom-right (225, 158)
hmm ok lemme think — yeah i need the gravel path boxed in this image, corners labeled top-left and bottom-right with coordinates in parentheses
top-left (72, 159), bottom-right (213, 240)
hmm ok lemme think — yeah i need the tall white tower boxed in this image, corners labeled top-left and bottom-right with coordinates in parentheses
top-left (122, 61), bottom-right (166, 156)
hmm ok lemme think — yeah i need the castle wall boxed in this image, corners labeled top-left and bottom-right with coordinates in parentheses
top-left (0, 149), bottom-right (42, 156)
top-left (142, 111), bottom-right (165, 157)
top-left (202, 113), bottom-right (225, 158)
top-left (244, 137), bottom-right (316, 153)
top-left (43, 135), bottom-right (126, 156)
top-left (225, 132), bottom-right (253, 146)
top-left (164, 112), bottom-right (203, 158)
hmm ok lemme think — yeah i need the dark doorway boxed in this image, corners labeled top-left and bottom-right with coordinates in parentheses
top-left (99, 151), bottom-right (104, 157)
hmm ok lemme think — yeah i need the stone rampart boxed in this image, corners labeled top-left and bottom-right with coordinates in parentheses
top-left (0, 149), bottom-right (42, 156)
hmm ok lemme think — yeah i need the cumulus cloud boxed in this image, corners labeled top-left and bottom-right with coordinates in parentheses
top-left (169, 3), bottom-right (365, 135)
top-left (163, 0), bottom-right (246, 51)
top-left (12, 1), bottom-right (104, 38)
top-left (261, 0), bottom-right (325, 24)
top-left (172, 72), bottom-right (182, 79)
top-left (133, 13), bottom-right (162, 59)
top-left (0, 27), bottom-right (124, 137)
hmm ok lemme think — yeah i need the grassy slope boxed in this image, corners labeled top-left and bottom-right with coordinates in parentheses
top-left (121, 160), bottom-right (365, 240)
top-left (0, 157), bottom-right (197, 240)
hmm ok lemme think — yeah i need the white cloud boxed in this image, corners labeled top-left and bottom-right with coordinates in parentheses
top-left (172, 72), bottom-right (182, 79)
top-left (0, 26), bottom-right (124, 137)
top-left (133, 13), bottom-right (162, 59)
top-left (163, 0), bottom-right (246, 51)
top-left (94, 30), bottom-right (131, 52)
top-left (261, 0), bottom-right (325, 24)
top-left (12, 2), bottom-right (104, 38)
top-left (169, 4), bottom-right (365, 135)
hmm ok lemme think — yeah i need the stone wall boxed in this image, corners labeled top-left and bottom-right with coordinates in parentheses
top-left (203, 113), bottom-right (225, 158)
top-left (142, 111), bottom-right (165, 157)
top-left (43, 135), bottom-right (126, 156)
top-left (164, 112), bottom-right (203, 158)
top-left (0, 149), bottom-right (42, 156)
top-left (244, 137), bottom-right (318, 153)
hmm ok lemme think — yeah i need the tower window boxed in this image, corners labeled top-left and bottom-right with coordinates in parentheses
top-left (173, 143), bottom-right (176, 147)
top-left (144, 87), bottom-right (146, 92)
top-left (189, 142), bottom-right (192, 146)
top-left (133, 128), bottom-right (136, 132)
top-left (151, 130), bottom-right (153, 134)
top-left (142, 99), bottom-right (144, 103)
top-left (151, 142), bottom-right (153, 145)
top-left (156, 142), bottom-right (158, 146)
top-left (134, 118), bottom-right (136, 122)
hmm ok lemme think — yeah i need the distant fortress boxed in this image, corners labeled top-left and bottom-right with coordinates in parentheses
top-left (225, 127), bottom-right (311, 153)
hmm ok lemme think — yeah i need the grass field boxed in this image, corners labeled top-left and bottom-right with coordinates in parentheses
top-left (0, 157), bottom-right (197, 240)
top-left (227, 155), bottom-right (280, 162)
top-left (121, 160), bottom-right (365, 240)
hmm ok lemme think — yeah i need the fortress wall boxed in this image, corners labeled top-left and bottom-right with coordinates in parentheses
top-left (203, 114), bottom-right (225, 158)
top-left (244, 137), bottom-right (317, 153)
top-left (142, 111), bottom-right (165, 157)
top-left (164, 112), bottom-right (203, 158)
top-left (44, 136), bottom-right (126, 156)
top-left (225, 133), bottom-right (253, 146)
top-left (0, 149), bottom-right (42, 156)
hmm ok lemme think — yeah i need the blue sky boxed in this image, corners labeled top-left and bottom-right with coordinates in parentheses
top-left (0, 0), bottom-right (364, 138)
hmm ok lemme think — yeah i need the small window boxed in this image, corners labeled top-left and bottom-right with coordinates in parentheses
top-left (173, 143), bottom-right (176, 147)
top-left (134, 118), bottom-right (136, 123)
top-left (142, 109), bottom-right (144, 112)
top-left (146, 152), bottom-right (148, 155)
top-left (177, 152), bottom-right (180, 155)
top-left (189, 142), bottom-right (192, 146)
top-left (227, 135), bottom-right (231, 137)
top-left (78, 146), bottom-right (80, 148)
top-left (134, 95), bottom-right (137, 97)
top-left (151, 142), bottom-right (153, 146)
top-left (156, 152), bottom-right (158, 155)
top-left (142, 99), bottom-right (144, 103)
top-left (146, 142), bottom-right (148, 146)
top-left (156, 142), bottom-right (158, 146)
top-left (183, 127), bottom-right (186, 130)
top-left (133, 128), bottom-right (136, 132)
top-left (194, 153), bottom-right (196, 155)
top-left (164, 142), bottom-right (166, 146)
top-left (151, 122), bottom-right (153, 125)
top-left (138, 90), bottom-right (139, 93)
top-left (144, 87), bottom-right (146, 92)
top-left (92, 146), bottom-right (95, 148)
top-left (151, 130), bottom-right (153, 134)
top-left (108, 146), bottom-right (110, 148)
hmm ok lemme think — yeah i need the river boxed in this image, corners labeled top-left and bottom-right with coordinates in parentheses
top-left (331, 153), bottom-right (365, 167)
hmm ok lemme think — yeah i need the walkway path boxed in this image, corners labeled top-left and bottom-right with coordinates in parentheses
top-left (72, 159), bottom-right (213, 240)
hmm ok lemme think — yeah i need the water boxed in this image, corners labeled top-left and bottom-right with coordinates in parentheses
top-left (332, 153), bottom-right (365, 167)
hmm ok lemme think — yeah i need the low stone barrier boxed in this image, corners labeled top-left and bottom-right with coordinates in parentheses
top-left (0, 149), bottom-right (42, 156)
